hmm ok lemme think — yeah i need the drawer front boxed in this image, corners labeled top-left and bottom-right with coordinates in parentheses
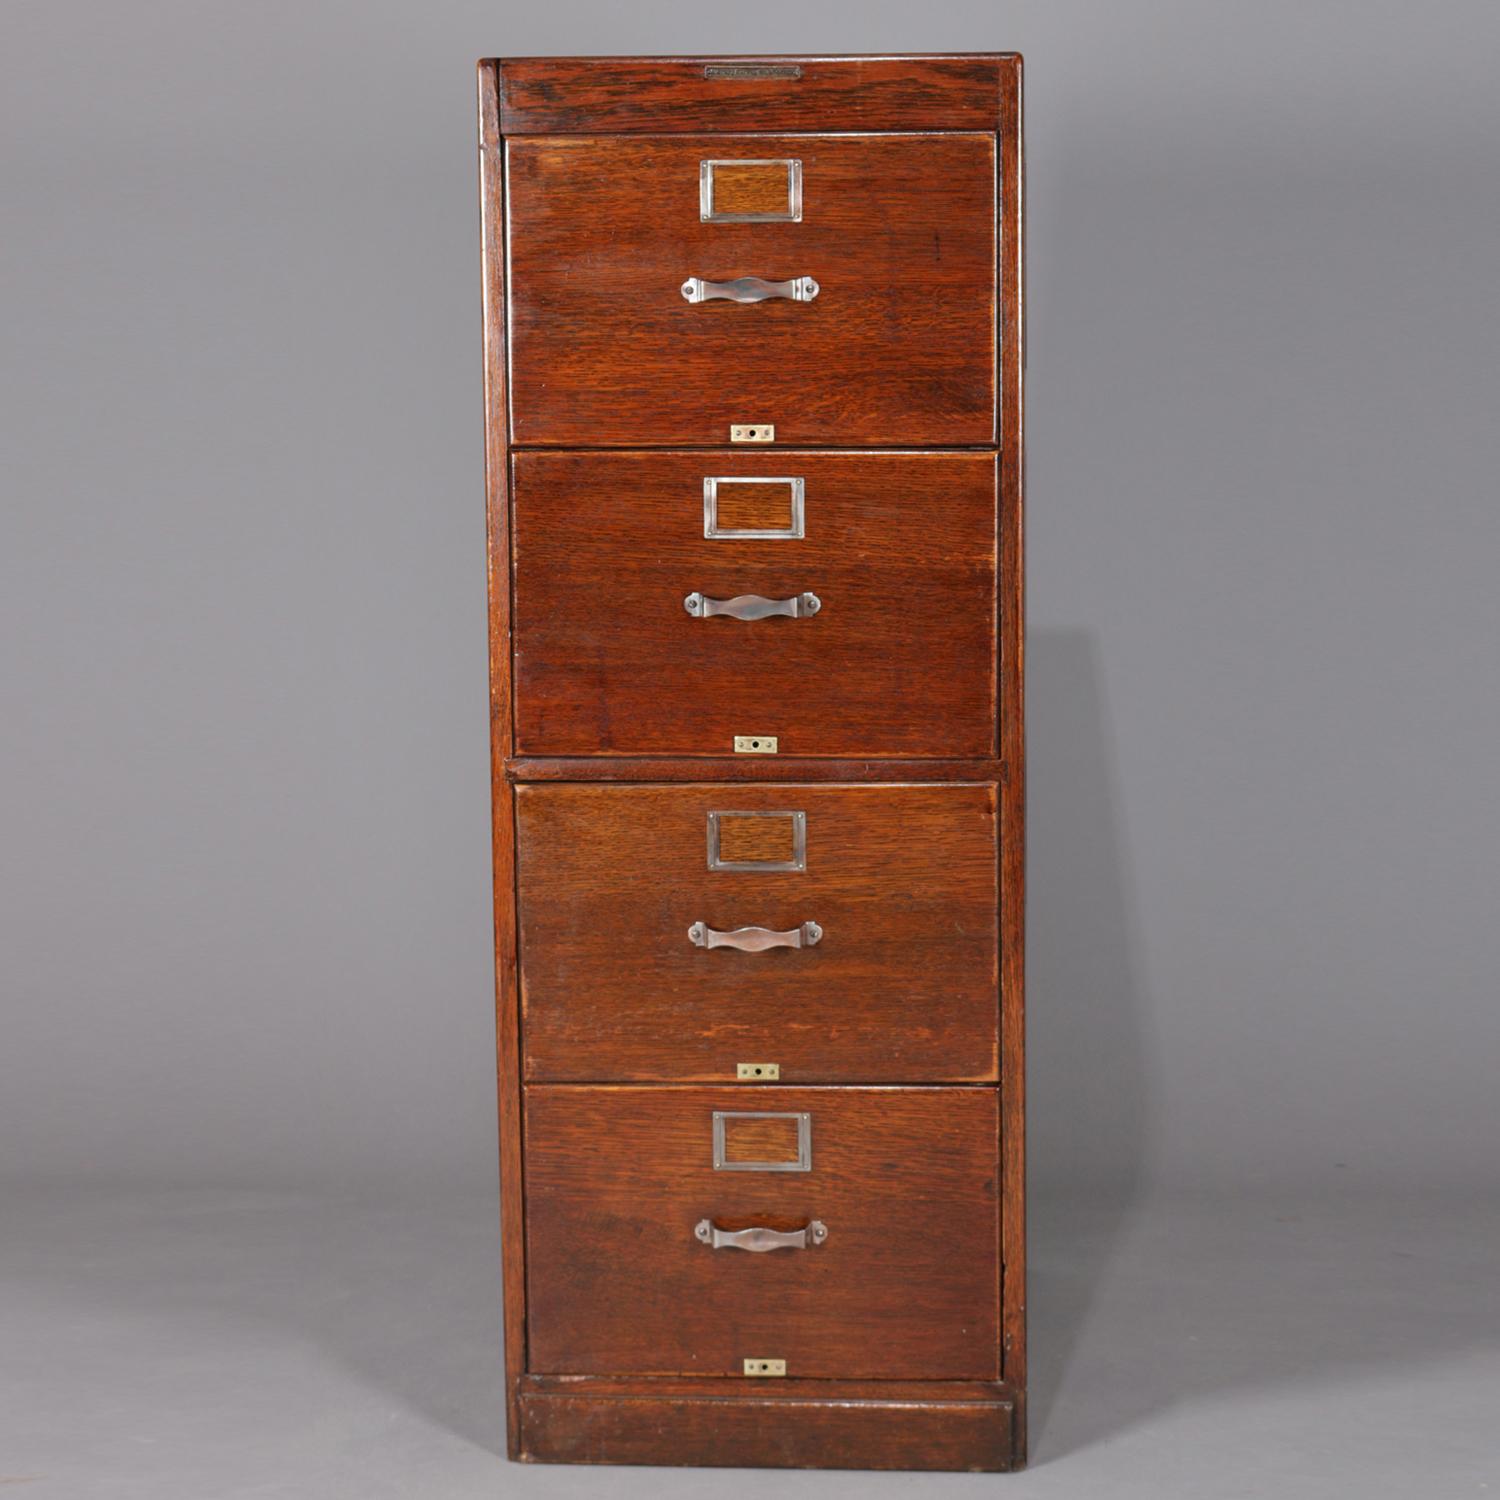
top-left (516, 784), bottom-right (998, 1083)
top-left (511, 451), bottom-right (997, 757)
top-left (524, 1086), bottom-right (1000, 1380)
top-left (506, 134), bottom-right (996, 446)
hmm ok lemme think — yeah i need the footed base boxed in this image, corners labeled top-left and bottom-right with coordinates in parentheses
top-left (514, 1375), bottom-right (1023, 1472)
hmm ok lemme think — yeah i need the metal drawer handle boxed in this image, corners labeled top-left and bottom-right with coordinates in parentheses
top-left (689, 921), bottom-right (823, 951)
top-left (695, 1219), bottom-right (828, 1252)
top-left (684, 592), bottom-right (821, 620)
top-left (681, 275), bottom-right (819, 304)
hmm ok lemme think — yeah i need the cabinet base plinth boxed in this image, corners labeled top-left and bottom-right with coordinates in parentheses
top-left (515, 1376), bottom-right (1023, 1471)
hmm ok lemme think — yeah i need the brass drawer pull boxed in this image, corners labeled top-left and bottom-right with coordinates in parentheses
top-left (681, 275), bottom-right (819, 304)
top-left (684, 591), bottom-right (821, 620)
top-left (689, 921), bottom-right (822, 951)
top-left (695, 1219), bottom-right (828, 1252)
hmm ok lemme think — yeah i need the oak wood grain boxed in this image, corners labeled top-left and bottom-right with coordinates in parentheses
top-left (715, 813), bottom-right (797, 865)
top-left (712, 478), bottom-right (797, 532)
top-left (511, 451), bottom-right (997, 757)
top-left (507, 756), bottom-right (1004, 783)
top-left (523, 1085), bottom-right (1000, 1380)
top-left (707, 160), bottom-right (794, 216)
top-left (481, 51), bottom-right (1026, 1473)
top-left (505, 134), bottom-right (996, 447)
top-left (515, 784), bottom-right (999, 1082)
top-left (996, 57), bottom-right (1027, 1454)
top-left (517, 1377), bottom-right (1017, 1470)
top-left (477, 60), bottom-right (526, 1460)
top-left (721, 1113), bottom-right (803, 1162)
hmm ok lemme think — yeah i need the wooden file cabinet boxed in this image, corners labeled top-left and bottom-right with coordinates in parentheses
top-left (478, 53), bottom-right (1025, 1472)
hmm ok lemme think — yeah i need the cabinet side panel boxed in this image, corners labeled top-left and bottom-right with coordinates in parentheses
top-left (478, 59), bottom-right (525, 1459)
top-left (997, 55), bottom-right (1027, 1455)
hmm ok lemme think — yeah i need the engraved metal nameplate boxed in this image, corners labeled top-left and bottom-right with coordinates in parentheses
top-left (704, 64), bottom-right (802, 80)
top-left (730, 424), bottom-right (774, 444)
top-left (733, 735), bottom-right (777, 754)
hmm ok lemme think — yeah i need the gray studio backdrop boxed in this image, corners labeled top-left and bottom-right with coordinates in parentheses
top-left (4, 0), bottom-right (1498, 1199)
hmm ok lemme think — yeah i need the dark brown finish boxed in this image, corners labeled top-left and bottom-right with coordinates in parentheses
top-left (715, 812), bottom-right (797, 864)
top-left (511, 451), bottom-right (997, 756)
top-left (517, 1377), bottom-right (1017, 1471)
top-left (477, 61), bottom-right (527, 1459)
top-left (479, 52), bottom-right (1025, 1473)
top-left (713, 478), bottom-right (797, 532)
top-left (524, 1086), bottom-right (1000, 1379)
top-left (506, 135), bottom-right (996, 446)
top-left (707, 160), bottom-right (794, 216)
top-left (997, 61), bottom-right (1028, 1461)
top-left (515, 785), bottom-right (999, 1082)
top-left (498, 55), bottom-right (1013, 135)
top-left (720, 1112), bottom-right (804, 1163)
top-left (507, 755), bottom-right (1005, 783)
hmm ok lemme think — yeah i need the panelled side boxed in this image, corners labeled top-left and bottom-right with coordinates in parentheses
top-left (996, 55), bottom-right (1027, 1460)
top-left (478, 59), bottom-right (526, 1460)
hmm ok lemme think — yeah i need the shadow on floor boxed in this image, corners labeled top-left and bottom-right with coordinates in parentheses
top-left (1024, 627), bottom-right (1156, 1458)
top-left (1019, 633), bottom-right (1500, 1466)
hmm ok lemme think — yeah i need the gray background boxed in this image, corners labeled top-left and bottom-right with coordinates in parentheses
top-left (3, 2), bottom-right (1498, 1495)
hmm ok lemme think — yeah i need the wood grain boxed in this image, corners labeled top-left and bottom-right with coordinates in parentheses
top-left (517, 1376), bottom-right (1017, 1470)
top-left (477, 59), bottom-right (526, 1460)
top-left (515, 784), bottom-right (999, 1082)
top-left (511, 451), bottom-right (997, 756)
top-left (494, 55), bottom-right (1013, 135)
top-left (712, 479), bottom-right (796, 532)
top-left (715, 813), bottom-right (797, 865)
top-left (481, 51), bottom-right (1026, 1472)
top-left (523, 1086), bottom-right (1000, 1380)
top-left (707, 160), bottom-right (794, 216)
top-left (722, 1113), bottom-right (803, 1162)
top-left (507, 755), bottom-right (1003, 783)
top-left (996, 56), bottom-right (1027, 1457)
top-left (505, 134), bottom-right (996, 447)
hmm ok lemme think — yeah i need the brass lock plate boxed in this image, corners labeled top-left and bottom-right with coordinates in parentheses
top-left (733, 735), bottom-right (777, 754)
top-left (743, 1358), bottom-right (787, 1377)
top-left (736, 1062), bottom-right (780, 1081)
top-left (730, 423), bottom-right (775, 444)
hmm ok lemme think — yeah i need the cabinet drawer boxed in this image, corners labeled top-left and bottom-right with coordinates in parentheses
top-left (524, 1086), bottom-right (1000, 1380)
top-left (516, 784), bottom-right (998, 1083)
top-left (505, 133), bottom-right (996, 446)
top-left (511, 451), bottom-right (996, 758)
